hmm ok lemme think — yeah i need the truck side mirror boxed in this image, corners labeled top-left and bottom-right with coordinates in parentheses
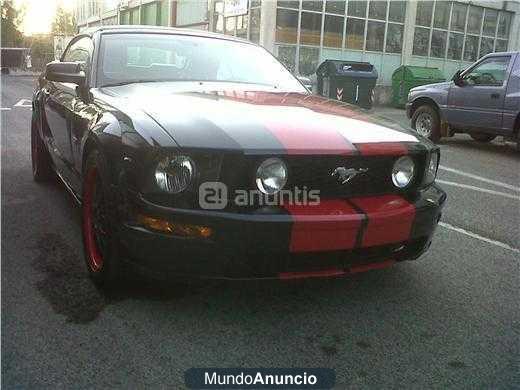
top-left (452, 70), bottom-right (464, 87)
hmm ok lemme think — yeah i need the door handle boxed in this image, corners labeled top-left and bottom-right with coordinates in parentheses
top-left (491, 93), bottom-right (500, 99)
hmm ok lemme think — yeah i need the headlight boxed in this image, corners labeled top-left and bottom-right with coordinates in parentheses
top-left (423, 151), bottom-right (439, 186)
top-left (256, 157), bottom-right (288, 195)
top-left (392, 156), bottom-right (415, 188)
top-left (155, 155), bottom-right (195, 193)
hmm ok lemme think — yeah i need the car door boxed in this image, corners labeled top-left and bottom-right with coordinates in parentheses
top-left (43, 36), bottom-right (93, 177)
top-left (445, 55), bottom-right (512, 132)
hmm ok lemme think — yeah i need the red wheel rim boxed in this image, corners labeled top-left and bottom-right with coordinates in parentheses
top-left (83, 168), bottom-right (104, 272)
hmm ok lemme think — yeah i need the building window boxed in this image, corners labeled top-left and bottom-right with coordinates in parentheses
top-left (347, 1), bottom-right (367, 18)
top-left (433, 1), bottom-right (450, 29)
top-left (450, 3), bottom-right (466, 32)
top-left (448, 32), bottom-right (463, 60)
top-left (300, 11), bottom-right (322, 45)
top-left (323, 14), bottom-right (344, 48)
top-left (275, 0), bottom-right (407, 75)
top-left (415, 1), bottom-right (433, 27)
top-left (302, 0), bottom-right (323, 12)
top-left (325, 0), bottom-right (345, 15)
top-left (480, 37), bottom-right (494, 57)
top-left (430, 30), bottom-right (447, 58)
top-left (412, 1), bottom-right (512, 61)
top-left (212, 1), bottom-right (260, 43)
top-left (497, 12), bottom-right (511, 39)
top-left (249, 7), bottom-right (260, 43)
top-left (388, 1), bottom-right (405, 23)
top-left (412, 27), bottom-right (430, 56)
top-left (467, 6), bottom-right (483, 35)
top-left (482, 9), bottom-right (498, 36)
top-left (276, 8), bottom-right (298, 43)
top-left (368, 1), bottom-right (386, 20)
top-left (463, 35), bottom-right (479, 62)
top-left (366, 21), bottom-right (385, 51)
top-left (345, 18), bottom-right (365, 50)
top-left (386, 23), bottom-right (403, 53)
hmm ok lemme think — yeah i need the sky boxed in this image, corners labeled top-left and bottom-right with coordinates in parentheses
top-left (15, 0), bottom-right (75, 35)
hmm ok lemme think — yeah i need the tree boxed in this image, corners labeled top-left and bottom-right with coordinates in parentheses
top-left (51, 3), bottom-right (76, 36)
top-left (1, 0), bottom-right (23, 47)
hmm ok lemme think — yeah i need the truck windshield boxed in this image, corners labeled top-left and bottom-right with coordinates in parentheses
top-left (97, 32), bottom-right (306, 92)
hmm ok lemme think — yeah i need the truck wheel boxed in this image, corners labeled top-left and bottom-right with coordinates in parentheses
top-left (412, 105), bottom-right (440, 143)
top-left (469, 133), bottom-right (496, 143)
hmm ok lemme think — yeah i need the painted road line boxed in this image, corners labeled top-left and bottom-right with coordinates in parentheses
top-left (13, 99), bottom-right (32, 108)
top-left (439, 165), bottom-right (520, 192)
top-left (439, 222), bottom-right (520, 254)
top-left (436, 180), bottom-right (520, 201)
top-left (0, 108), bottom-right (11, 111)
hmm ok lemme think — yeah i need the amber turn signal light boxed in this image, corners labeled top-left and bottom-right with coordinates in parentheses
top-left (137, 215), bottom-right (212, 238)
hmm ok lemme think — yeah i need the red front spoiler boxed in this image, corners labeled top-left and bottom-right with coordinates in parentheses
top-left (278, 259), bottom-right (396, 280)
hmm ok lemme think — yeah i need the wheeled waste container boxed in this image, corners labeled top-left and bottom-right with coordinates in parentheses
top-left (392, 66), bottom-right (445, 108)
top-left (316, 60), bottom-right (378, 109)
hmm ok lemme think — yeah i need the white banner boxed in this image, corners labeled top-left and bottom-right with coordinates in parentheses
top-left (224, 0), bottom-right (248, 17)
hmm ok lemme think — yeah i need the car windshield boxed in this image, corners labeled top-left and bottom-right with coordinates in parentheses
top-left (97, 32), bottom-right (306, 92)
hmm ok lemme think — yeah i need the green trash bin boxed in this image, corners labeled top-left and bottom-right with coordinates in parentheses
top-left (391, 66), bottom-right (445, 108)
top-left (317, 60), bottom-right (378, 109)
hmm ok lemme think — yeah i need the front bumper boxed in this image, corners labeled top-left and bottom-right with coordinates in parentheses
top-left (119, 185), bottom-right (446, 280)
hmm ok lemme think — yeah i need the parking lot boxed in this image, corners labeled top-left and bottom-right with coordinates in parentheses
top-left (2, 75), bottom-right (519, 388)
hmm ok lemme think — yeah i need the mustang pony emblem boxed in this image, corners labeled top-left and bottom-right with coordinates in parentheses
top-left (331, 167), bottom-right (369, 184)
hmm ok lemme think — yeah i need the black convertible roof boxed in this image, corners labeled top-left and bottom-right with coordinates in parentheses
top-left (81, 25), bottom-right (249, 44)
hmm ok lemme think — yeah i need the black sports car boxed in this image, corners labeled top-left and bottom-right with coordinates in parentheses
top-left (31, 26), bottom-right (446, 286)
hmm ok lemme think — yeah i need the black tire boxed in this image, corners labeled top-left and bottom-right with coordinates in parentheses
top-left (411, 105), bottom-right (441, 143)
top-left (469, 132), bottom-right (496, 143)
top-left (82, 150), bottom-right (122, 287)
top-left (31, 114), bottom-right (54, 182)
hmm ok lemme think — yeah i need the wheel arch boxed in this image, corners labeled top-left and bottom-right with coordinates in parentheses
top-left (410, 97), bottom-right (441, 119)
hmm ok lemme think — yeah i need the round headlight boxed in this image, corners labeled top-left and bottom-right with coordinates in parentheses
top-left (392, 156), bottom-right (415, 188)
top-left (256, 157), bottom-right (288, 195)
top-left (155, 155), bottom-right (195, 193)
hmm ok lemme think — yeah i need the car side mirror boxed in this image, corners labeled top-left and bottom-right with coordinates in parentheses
top-left (45, 61), bottom-right (86, 86)
top-left (452, 69), bottom-right (465, 87)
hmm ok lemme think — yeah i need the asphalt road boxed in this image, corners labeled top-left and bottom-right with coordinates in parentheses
top-left (2, 75), bottom-right (519, 389)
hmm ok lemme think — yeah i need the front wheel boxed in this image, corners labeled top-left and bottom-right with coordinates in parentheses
top-left (31, 115), bottom-right (53, 182)
top-left (411, 105), bottom-right (440, 143)
top-left (82, 150), bottom-right (122, 287)
top-left (469, 133), bottom-right (496, 142)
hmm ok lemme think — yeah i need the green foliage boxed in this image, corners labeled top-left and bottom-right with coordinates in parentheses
top-left (1, 0), bottom-right (23, 47)
top-left (51, 4), bottom-right (76, 35)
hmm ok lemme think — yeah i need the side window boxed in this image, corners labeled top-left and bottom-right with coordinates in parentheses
top-left (62, 37), bottom-right (93, 71)
top-left (464, 56), bottom-right (511, 86)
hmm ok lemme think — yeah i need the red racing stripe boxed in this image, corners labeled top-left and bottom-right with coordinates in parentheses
top-left (283, 200), bottom-right (363, 252)
top-left (350, 195), bottom-right (416, 247)
top-left (355, 142), bottom-right (408, 156)
top-left (264, 119), bottom-right (357, 155)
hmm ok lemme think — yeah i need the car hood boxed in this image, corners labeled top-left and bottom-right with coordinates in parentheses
top-left (99, 82), bottom-right (421, 154)
top-left (411, 81), bottom-right (452, 92)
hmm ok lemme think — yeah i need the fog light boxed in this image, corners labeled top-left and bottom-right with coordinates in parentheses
top-left (137, 215), bottom-right (212, 238)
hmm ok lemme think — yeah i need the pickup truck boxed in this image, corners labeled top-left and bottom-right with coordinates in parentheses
top-left (406, 52), bottom-right (520, 150)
